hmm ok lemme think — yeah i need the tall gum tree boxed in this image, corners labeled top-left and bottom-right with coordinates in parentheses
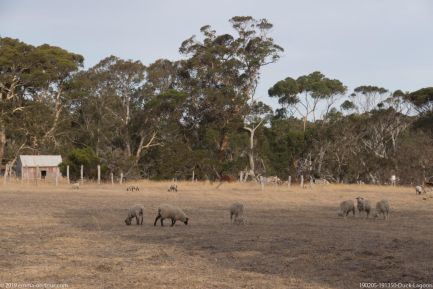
top-left (242, 101), bottom-right (272, 180)
top-left (69, 56), bottom-right (185, 176)
top-left (0, 37), bottom-right (83, 167)
top-left (269, 71), bottom-right (346, 132)
top-left (268, 71), bottom-right (346, 179)
top-left (179, 16), bottom-right (283, 177)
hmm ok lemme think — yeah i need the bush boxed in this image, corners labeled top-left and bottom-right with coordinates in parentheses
top-left (59, 148), bottom-right (108, 180)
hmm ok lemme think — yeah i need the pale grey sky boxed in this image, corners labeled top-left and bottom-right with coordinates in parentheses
top-left (1, 0), bottom-right (432, 109)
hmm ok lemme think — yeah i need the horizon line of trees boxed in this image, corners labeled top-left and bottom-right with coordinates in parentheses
top-left (1, 16), bottom-right (433, 184)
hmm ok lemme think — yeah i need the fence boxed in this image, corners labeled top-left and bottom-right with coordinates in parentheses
top-left (2, 164), bottom-right (124, 186)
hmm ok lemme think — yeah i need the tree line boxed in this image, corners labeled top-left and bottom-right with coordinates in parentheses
top-left (1, 16), bottom-right (433, 184)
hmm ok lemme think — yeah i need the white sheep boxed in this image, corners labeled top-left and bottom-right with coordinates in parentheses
top-left (337, 200), bottom-right (355, 218)
top-left (266, 176), bottom-right (283, 185)
top-left (125, 204), bottom-right (144, 225)
top-left (374, 200), bottom-right (390, 220)
top-left (355, 197), bottom-right (372, 218)
top-left (229, 202), bottom-right (244, 223)
top-left (154, 204), bottom-right (189, 227)
top-left (314, 178), bottom-right (330, 185)
top-left (167, 184), bottom-right (178, 192)
top-left (415, 185), bottom-right (425, 195)
top-left (126, 185), bottom-right (139, 192)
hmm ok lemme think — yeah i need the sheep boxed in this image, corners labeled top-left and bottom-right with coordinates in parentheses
top-left (229, 202), bottom-right (244, 223)
top-left (266, 176), bottom-right (283, 185)
top-left (126, 185), bottom-right (139, 192)
top-left (337, 200), bottom-right (355, 218)
top-left (374, 200), bottom-right (390, 220)
top-left (314, 178), bottom-right (330, 185)
top-left (154, 204), bottom-right (189, 227)
top-left (72, 182), bottom-right (80, 190)
top-left (415, 185), bottom-right (425, 195)
top-left (125, 204), bottom-right (144, 225)
top-left (167, 184), bottom-right (178, 192)
top-left (355, 197), bottom-right (372, 218)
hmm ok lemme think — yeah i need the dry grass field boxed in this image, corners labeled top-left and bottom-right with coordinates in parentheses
top-left (1, 181), bottom-right (433, 289)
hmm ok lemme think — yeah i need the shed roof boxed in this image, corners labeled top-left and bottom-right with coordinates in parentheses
top-left (19, 155), bottom-right (62, 167)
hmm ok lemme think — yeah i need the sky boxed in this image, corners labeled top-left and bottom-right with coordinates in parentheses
top-left (1, 0), bottom-right (433, 109)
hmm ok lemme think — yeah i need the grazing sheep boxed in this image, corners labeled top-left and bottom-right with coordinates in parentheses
top-left (126, 185), bottom-right (139, 192)
top-left (415, 185), bottom-right (425, 195)
top-left (154, 204), bottom-right (189, 227)
top-left (229, 202), bottom-right (244, 223)
top-left (266, 176), bottom-right (283, 185)
top-left (72, 182), bottom-right (80, 190)
top-left (337, 200), bottom-right (355, 218)
top-left (355, 197), bottom-right (372, 218)
top-left (125, 204), bottom-right (144, 225)
top-left (314, 178), bottom-right (330, 185)
top-left (167, 184), bottom-right (178, 192)
top-left (374, 200), bottom-right (390, 220)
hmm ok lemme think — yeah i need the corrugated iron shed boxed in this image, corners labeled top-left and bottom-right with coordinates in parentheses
top-left (19, 155), bottom-right (62, 167)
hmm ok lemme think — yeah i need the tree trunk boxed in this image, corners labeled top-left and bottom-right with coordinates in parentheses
top-left (317, 146), bottom-right (327, 175)
top-left (218, 131), bottom-right (229, 160)
top-left (303, 115), bottom-right (307, 132)
top-left (42, 87), bottom-right (63, 145)
top-left (0, 122), bottom-right (6, 166)
top-left (243, 119), bottom-right (264, 179)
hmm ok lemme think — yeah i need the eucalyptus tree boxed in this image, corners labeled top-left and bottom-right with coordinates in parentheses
top-left (405, 87), bottom-right (433, 115)
top-left (404, 87), bottom-right (433, 136)
top-left (0, 37), bottom-right (83, 166)
top-left (269, 71), bottom-right (346, 132)
top-left (179, 16), bottom-right (282, 177)
top-left (70, 56), bottom-right (187, 176)
top-left (348, 85), bottom-right (389, 113)
top-left (242, 101), bottom-right (272, 180)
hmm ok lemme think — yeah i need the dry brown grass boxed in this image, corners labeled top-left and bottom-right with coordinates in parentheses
top-left (1, 181), bottom-right (432, 289)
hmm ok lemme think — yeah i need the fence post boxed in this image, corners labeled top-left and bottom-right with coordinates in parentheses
top-left (3, 164), bottom-right (8, 185)
top-left (66, 165), bottom-right (70, 184)
top-left (97, 165), bottom-right (101, 185)
top-left (55, 171), bottom-right (59, 186)
top-left (288, 175), bottom-right (291, 188)
top-left (192, 170), bottom-right (195, 182)
top-left (120, 172), bottom-right (123, 184)
top-left (111, 172), bottom-right (114, 185)
top-left (80, 165), bottom-right (84, 184)
top-left (260, 176), bottom-right (265, 191)
top-left (300, 175), bottom-right (304, 188)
